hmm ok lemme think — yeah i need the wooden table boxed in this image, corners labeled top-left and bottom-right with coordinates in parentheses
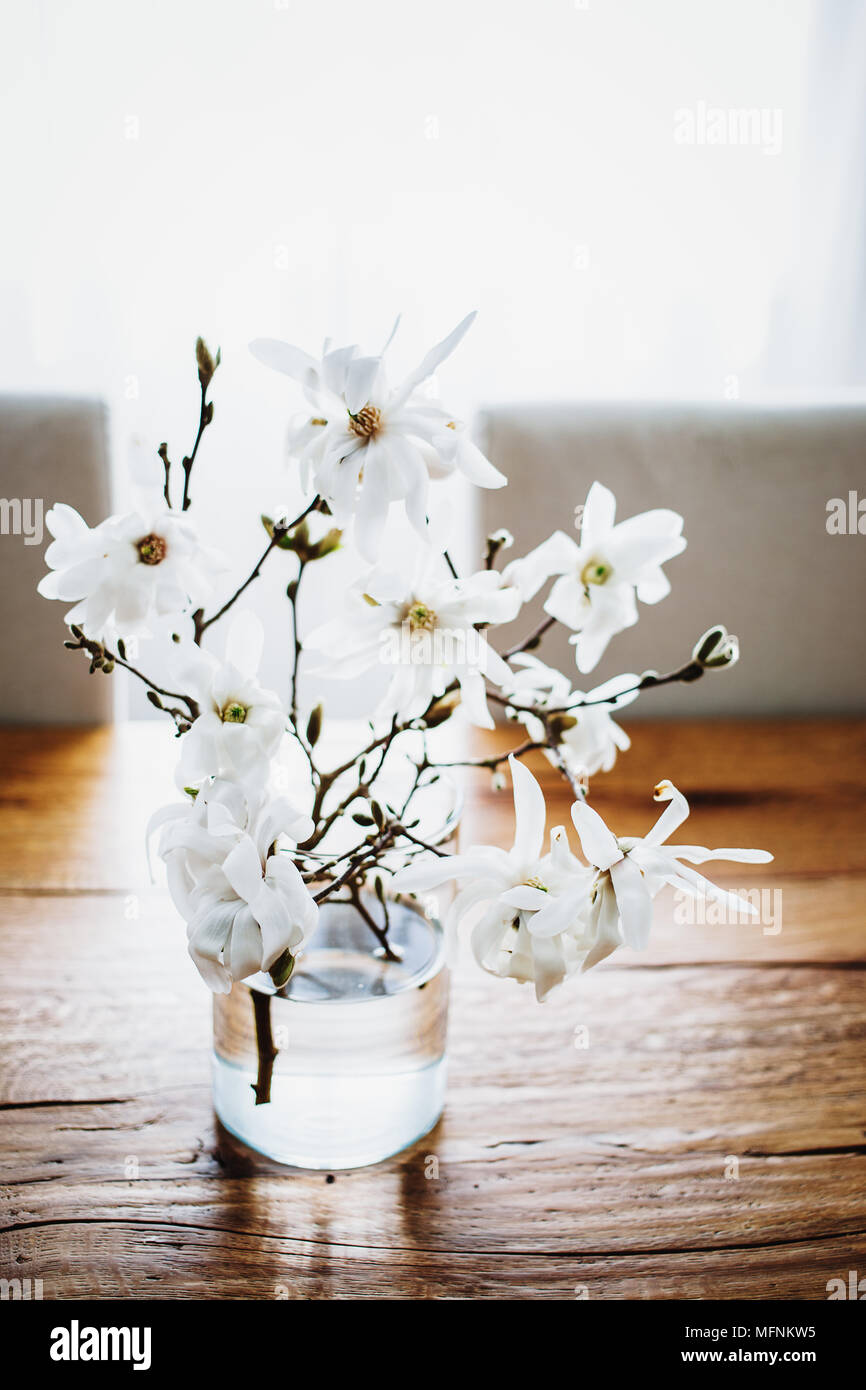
top-left (1, 719), bottom-right (865, 1300)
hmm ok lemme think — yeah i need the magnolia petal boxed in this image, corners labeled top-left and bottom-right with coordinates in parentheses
top-left (45, 502), bottom-right (90, 541)
top-left (529, 931), bottom-right (569, 1001)
top-left (187, 901), bottom-right (237, 993)
top-left (500, 884), bottom-right (552, 911)
top-left (644, 781), bottom-right (690, 846)
top-left (581, 887), bottom-right (622, 972)
top-left (527, 882), bottom-right (587, 939)
top-left (222, 837), bottom-right (265, 904)
top-left (249, 338), bottom-right (321, 386)
top-left (390, 311), bottom-right (476, 411)
top-left (570, 800), bottom-right (621, 870)
top-left (509, 754), bottom-right (546, 865)
top-left (671, 862), bottom-right (761, 916)
top-left (458, 669), bottom-right (495, 730)
top-left (228, 905), bottom-right (264, 982)
top-left (672, 845), bottom-right (774, 865)
top-left (252, 882), bottom-right (294, 968)
top-left (256, 800), bottom-right (314, 857)
top-left (504, 531), bottom-right (579, 602)
top-left (470, 902), bottom-right (512, 972)
top-left (610, 855), bottom-right (653, 950)
top-left (444, 880), bottom-right (496, 933)
top-left (394, 853), bottom-right (485, 893)
top-left (344, 355), bottom-right (383, 415)
top-left (580, 481), bottom-right (617, 548)
top-left (452, 436), bottom-right (507, 488)
top-left (353, 463), bottom-right (390, 563)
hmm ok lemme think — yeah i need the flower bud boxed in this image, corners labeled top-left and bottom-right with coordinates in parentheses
top-left (305, 703), bottom-right (323, 747)
top-left (693, 624), bottom-right (740, 670)
top-left (307, 527), bottom-right (343, 560)
top-left (547, 712), bottom-right (578, 742)
top-left (422, 690), bottom-right (461, 727)
top-left (195, 336), bottom-right (219, 389)
top-left (269, 948), bottom-right (294, 989)
top-left (484, 528), bottom-right (514, 568)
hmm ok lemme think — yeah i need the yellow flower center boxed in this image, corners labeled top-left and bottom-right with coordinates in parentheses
top-left (524, 875), bottom-right (548, 892)
top-left (406, 600), bottom-right (437, 632)
top-left (221, 702), bottom-right (248, 724)
top-left (580, 557), bottom-right (612, 586)
top-left (136, 533), bottom-right (167, 566)
top-left (347, 404), bottom-right (382, 440)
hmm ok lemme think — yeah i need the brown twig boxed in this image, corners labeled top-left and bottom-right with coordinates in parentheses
top-left (250, 989), bottom-right (278, 1106)
top-left (502, 613), bottom-right (556, 660)
top-left (194, 498), bottom-right (320, 643)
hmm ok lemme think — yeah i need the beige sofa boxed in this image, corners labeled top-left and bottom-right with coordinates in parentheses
top-left (474, 401), bottom-right (866, 717)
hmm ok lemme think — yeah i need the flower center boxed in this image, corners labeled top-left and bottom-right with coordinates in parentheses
top-left (221, 701), bottom-right (248, 724)
top-left (581, 557), bottom-right (612, 586)
top-left (524, 875), bottom-right (549, 892)
top-left (347, 404), bottom-right (382, 440)
top-left (136, 533), bottom-right (167, 566)
top-left (406, 600), bottom-right (437, 632)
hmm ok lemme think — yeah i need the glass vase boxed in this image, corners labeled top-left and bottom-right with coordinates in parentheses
top-left (212, 895), bottom-right (449, 1170)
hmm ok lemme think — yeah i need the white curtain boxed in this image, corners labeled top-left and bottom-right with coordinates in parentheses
top-left (766, 0), bottom-right (866, 388)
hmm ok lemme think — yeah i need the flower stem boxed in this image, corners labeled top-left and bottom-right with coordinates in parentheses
top-left (250, 989), bottom-right (278, 1106)
top-left (502, 613), bottom-right (556, 660)
top-left (195, 497), bottom-right (320, 643)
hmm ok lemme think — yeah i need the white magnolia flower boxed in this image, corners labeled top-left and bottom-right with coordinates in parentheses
top-left (150, 779), bottom-right (316, 993)
top-left (504, 482), bottom-right (686, 672)
top-left (249, 314), bottom-right (506, 560)
top-left (37, 501), bottom-right (224, 642)
top-left (531, 779), bottom-right (773, 971)
top-left (175, 612), bottom-right (286, 790)
top-left (305, 554), bottom-right (521, 729)
top-left (394, 757), bottom-right (595, 1000)
top-left (504, 653), bottom-right (640, 777)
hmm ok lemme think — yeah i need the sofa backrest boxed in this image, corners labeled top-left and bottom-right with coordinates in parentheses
top-left (0, 396), bottom-right (112, 723)
top-left (475, 401), bottom-right (866, 716)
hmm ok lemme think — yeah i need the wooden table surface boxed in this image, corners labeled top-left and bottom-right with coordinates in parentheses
top-left (1, 719), bottom-right (865, 1301)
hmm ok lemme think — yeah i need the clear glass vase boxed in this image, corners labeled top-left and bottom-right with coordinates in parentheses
top-left (212, 895), bottom-right (449, 1170)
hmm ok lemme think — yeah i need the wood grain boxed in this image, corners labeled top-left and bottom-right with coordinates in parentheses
top-left (1, 719), bottom-right (865, 1300)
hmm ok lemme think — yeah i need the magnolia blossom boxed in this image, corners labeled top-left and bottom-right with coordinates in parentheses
top-left (175, 612), bottom-right (286, 790)
top-left (150, 779), bottom-right (316, 993)
top-left (504, 653), bottom-right (639, 777)
top-left (305, 555), bottom-right (521, 729)
top-left (37, 501), bottom-right (223, 641)
top-left (249, 314), bottom-right (506, 560)
top-left (394, 757), bottom-right (596, 1000)
top-left (531, 779), bottom-right (773, 970)
top-left (504, 481), bottom-right (686, 672)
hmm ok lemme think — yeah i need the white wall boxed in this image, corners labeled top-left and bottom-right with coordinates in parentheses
top-left (0, 0), bottom-right (838, 712)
